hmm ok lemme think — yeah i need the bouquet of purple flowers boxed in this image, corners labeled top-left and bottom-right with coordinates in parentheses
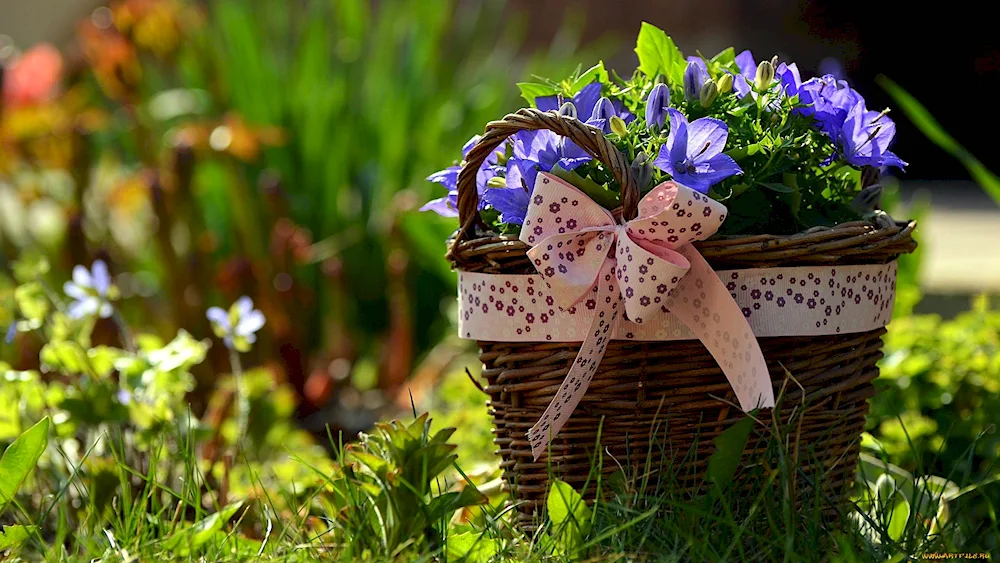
top-left (422, 23), bottom-right (904, 236)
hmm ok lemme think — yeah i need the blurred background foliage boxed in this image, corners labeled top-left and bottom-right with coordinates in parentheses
top-left (0, 0), bottom-right (605, 439)
top-left (0, 0), bottom-right (998, 556)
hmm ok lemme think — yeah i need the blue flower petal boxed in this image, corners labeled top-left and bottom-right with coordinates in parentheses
top-left (72, 265), bottom-right (92, 290)
top-left (206, 306), bottom-right (231, 330)
top-left (686, 117), bottom-right (729, 160)
top-left (91, 260), bottom-right (111, 296)
top-left (64, 281), bottom-right (88, 300)
top-left (67, 297), bottom-right (99, 320)
top-left (482, 187), bottom-right (530, 225)
top-left (236, 309), bottom-right (265, 337)
top-left (419, 195), bottom-right (459, 217)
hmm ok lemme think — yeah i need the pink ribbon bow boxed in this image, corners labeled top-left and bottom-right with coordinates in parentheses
top-left (519, 173), bottom-right (775, 459)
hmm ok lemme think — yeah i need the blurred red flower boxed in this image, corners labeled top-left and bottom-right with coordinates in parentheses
top-left (2, 44), bottom-right (63, 108)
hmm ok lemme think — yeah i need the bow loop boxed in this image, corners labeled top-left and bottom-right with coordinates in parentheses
top-left (614, 226), bottom-right (690, 323)
top-left (525, 230), bottom-right (614, 309)
top-left (628, 182), bottom-right (728, 249)
top-left (518, 175), bottom-right (616, 246)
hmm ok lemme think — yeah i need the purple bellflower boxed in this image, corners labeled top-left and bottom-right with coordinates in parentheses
top-left (839, 101), bottom-right (907, 170)
top-left (645, 83), bottom-right (671, 130)
top-left (421, 135), bottom-right (499, 217)
top-left (775, 62), bottom-right (802, 96)
top-left (683, 58), bottom-right (709, 101)
top-left (733, 51), bottom-right (800, 101)
top-left (653, 109), bottom-right (742, 194)
top-left (482, 128), bottom-right (594, 224)
top-left (732, 50), bottom-right (757, 98)
top-left (797, 75), bottom-right (863, 138)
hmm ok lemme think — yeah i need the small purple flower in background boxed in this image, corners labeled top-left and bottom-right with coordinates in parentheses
top-left (421, 135), bottom-right (500, 217)
top-left (797, 75), bottom-right (862, 138)
top-left (645, 83), bottom-right (670, 130)
top-left (839, 102), bottom-right (907, 170)
top-left (653, 109), bottom-right (742, 194)
top-left (683, 58), bottom-right (709, 101)
top-left (64, 260), bottom-right (115, 319)
top-left (731, 50), bottom-right (757, 98)
top-left (207, 296), bottom-right (265, 353)
top-left (4, 323), bottom-right (16, 344)
top-left (116, 389), bottom-right (132, 405)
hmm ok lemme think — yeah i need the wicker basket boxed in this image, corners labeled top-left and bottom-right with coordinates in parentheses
top-left (446, 108), bottom-right (917, 530)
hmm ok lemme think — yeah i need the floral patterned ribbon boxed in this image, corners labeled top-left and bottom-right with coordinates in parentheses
top-left (514, 173), bottom-right (775, 459)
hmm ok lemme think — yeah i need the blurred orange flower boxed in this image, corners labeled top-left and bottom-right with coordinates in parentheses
top-left (172, 113), bottom-right (286, 163)
top-left (77, 17), bottom-right (142, 101)
top-left (1, 44), bottom-right (63, 109)
top-left (113, 0), bottom-right (193, 59)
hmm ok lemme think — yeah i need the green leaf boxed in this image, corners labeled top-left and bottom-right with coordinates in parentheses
top-left (547, 479), bottom-right (592, 537)
top-left (517, 82), bottom-right (559, 107)
top-left (634, 22), bottom-right (685, 84)
top-left (0, 417), bottom-right (49, 515)
top-left (13, 283), bottom-right (49, 324)
top-left (886, 498), bottom-right (910, 541)
top-left (706, 415), bottom-right (754, 490)
top-left (709, 47), bottom-right (736, 67)
top-left (571, 62), bottom-right (609, 92)
top-left (163, 501), bottom-right (245, 554)
top-left (0, 525), bottom-right (34, 550)
top-left (39, 341), bottom-right (90, 376)
top-left (446, 531), bottom-right (498, 563)
top-left (10, 255), bottom-right (50, 284)
top-left (878, 75), bottom-right (1000, 205)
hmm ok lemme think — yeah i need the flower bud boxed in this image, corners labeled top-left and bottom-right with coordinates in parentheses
top-left (699, 81), bottom-right (719, 108)
top-left (716, 73), bottom-right (734, 94)
top-left (630, 151), bottom-right (653, 189)
top-left (644, 82), bottom-right (670, 130)
top-left (486, 176), bottom-right (506, 188)
top-left (609, 115), bottom-right (628, 137)
top-left (755, 60), bottom-right (775, 90)
top-left (683, 60), bottom-right (708, 101)
top-left (558, 101), bottom-right (577, 119)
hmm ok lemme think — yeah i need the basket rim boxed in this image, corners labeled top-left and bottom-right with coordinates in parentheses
top-left (448, 218), bottom-right (917, 273)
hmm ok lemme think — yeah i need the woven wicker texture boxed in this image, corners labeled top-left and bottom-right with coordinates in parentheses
top-left (446, 109), bottom-right (917, 529)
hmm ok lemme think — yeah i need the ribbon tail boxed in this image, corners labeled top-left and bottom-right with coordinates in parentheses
top-left (528, 260), bottom-right (620, 460)
top-left (666, 246), bottom-right (775, 411)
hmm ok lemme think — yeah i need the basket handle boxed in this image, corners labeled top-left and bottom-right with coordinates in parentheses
top-left (452, 107), bottom-right (641, 246)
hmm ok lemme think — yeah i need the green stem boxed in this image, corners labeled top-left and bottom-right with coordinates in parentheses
top-left (229, 348), bottom-right (249, 448)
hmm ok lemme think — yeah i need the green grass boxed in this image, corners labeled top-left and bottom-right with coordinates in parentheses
top-left (2, 398), bottom-right (996, 561)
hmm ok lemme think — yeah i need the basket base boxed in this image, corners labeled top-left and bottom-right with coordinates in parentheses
top-left (480, 328), bottom-right (884, 531)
